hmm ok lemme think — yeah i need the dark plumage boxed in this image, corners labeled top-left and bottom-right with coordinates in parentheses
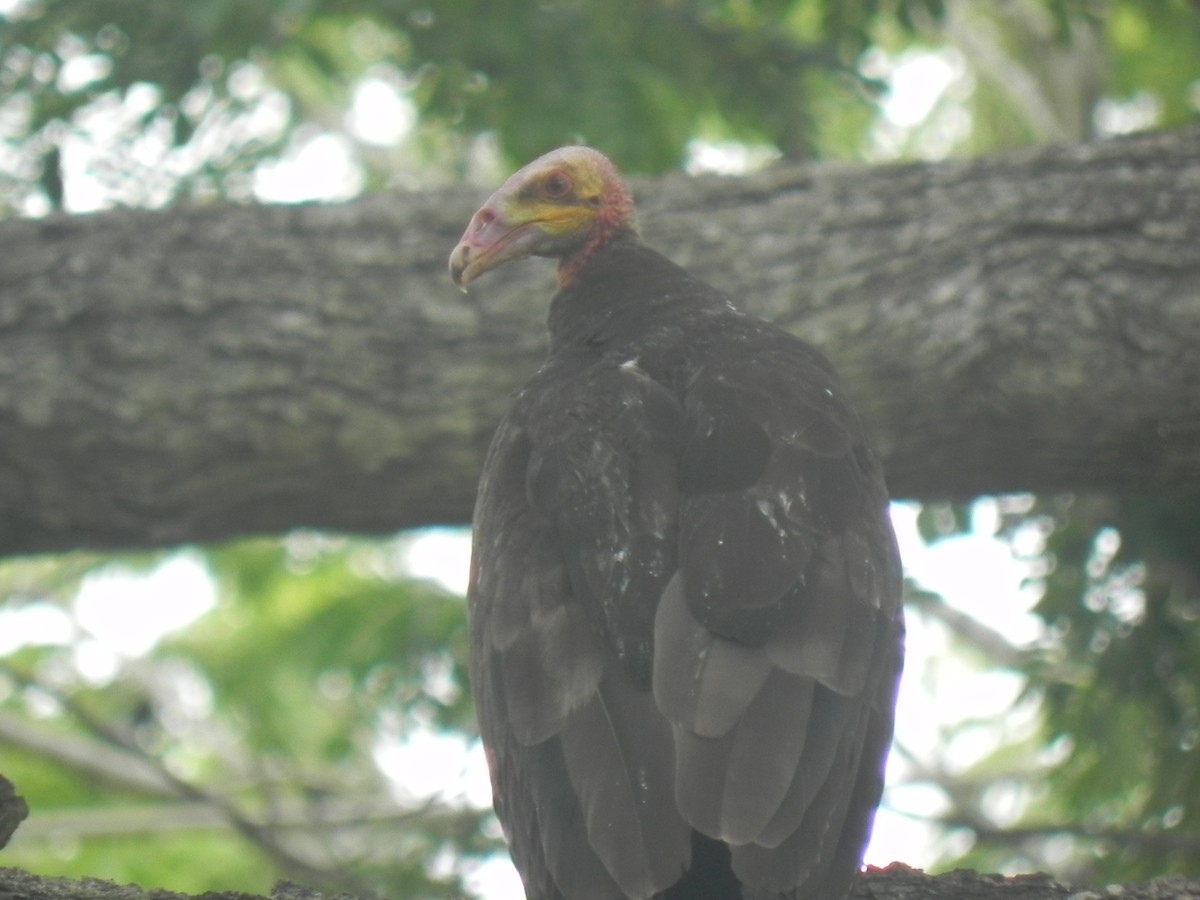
top-left (450, 147), bottom-right (904, 900)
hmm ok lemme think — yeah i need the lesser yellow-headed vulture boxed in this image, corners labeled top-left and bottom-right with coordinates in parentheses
top-left (450, 147), bottom-right (904, 900)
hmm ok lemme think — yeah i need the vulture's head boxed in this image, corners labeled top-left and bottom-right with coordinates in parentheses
top-left (449, 146), bottom-right (637, 290)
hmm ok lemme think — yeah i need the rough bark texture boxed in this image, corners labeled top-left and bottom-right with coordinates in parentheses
top-left (1, 126), bottom-right (1198, 556)
top-left (2, 866), bottom-right (1200, 900)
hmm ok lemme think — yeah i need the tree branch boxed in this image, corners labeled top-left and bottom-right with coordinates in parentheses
top-left (0, 708), bottom-right (176, 796)
top-left (11, 795), bottom-right (482, 840)
top-left (3, 862), bottom-right (1200, 900)
top-left (2, 127), bottom-right (1198, 555)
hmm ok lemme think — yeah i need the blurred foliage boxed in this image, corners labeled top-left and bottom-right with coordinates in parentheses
top-left (1108, 1), bottom-right (1200, 126)
top-left (2, 0), bottom-right (1200, 893)
top-left (912, 494), bottom-right (1200, 882)
top-left (3, 0), bottom-right (1197, 212)
top-left (0, 536), bottom-right (498, 896)
top-left (0, 0), bottom-right (950, 197)
top-left (1031, 495), bottom-right (1200, 880)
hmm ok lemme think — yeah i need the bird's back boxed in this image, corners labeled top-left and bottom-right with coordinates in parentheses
top-left (468, 239), bottom-right (903, 900)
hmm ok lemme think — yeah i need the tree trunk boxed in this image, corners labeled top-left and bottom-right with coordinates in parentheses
top-left (2, 126), bottom-right (1198, 556)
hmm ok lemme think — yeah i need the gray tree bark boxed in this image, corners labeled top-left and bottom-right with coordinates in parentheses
top-left (2, 126), bottom-right (1198, 556)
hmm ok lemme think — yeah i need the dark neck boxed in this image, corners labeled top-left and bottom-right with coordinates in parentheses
top-left (547, 237), bottom-right (727, 352)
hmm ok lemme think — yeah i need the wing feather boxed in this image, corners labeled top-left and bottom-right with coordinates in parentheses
top-left (764, 541), bottom-right (879, 696)
top-left (560, 670), bottom-right (691, 897)
top-left (652, 573), bottom-right (772, 737)
top-left (498, 600), bottom-right (606, 745)
top-left (671, 667), bottom-right (815, 845)
top-left (755, 684), bottom-right (862, 848)
top-left (731, 709), bottom-right (866, 892)
top-left (656, 326), bottom-right (904, 895)
top-left (530, 361), bottom-right (681, 685)
top-left (526, 738), bottom-right (628, 900)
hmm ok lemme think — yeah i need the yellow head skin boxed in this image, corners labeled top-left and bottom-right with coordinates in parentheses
top-left (449, 146), bottom-right (637, 291)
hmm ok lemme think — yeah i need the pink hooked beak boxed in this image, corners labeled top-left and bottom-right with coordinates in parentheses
top-left (449, 204), bottom-right (545, 290)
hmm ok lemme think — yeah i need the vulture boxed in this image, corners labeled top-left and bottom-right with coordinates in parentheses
top-left (449, 146), bottom-right (904, 900)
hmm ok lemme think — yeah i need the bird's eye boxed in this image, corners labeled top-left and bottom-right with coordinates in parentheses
top-left (541, 172), bottom-right (572, 199)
